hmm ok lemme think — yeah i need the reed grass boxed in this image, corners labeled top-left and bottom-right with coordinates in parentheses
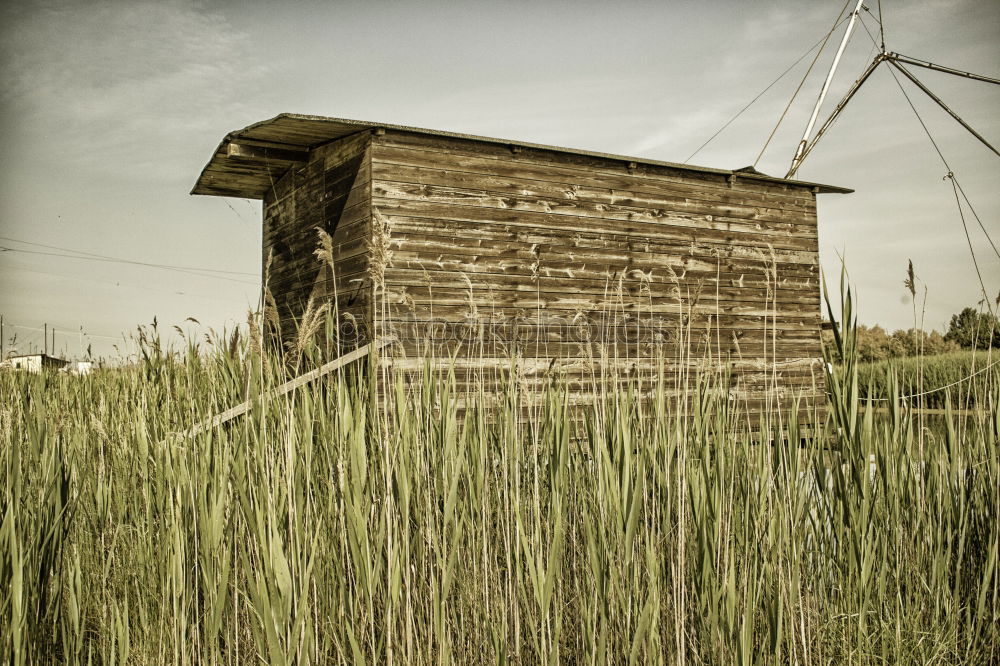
top-left (1, 286), bottom-right (997, 664)
top-left (857, 349), bottom-right (1000, 410)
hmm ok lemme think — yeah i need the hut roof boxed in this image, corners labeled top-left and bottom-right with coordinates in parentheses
top-left (191, 113), bottom-right (852, 199)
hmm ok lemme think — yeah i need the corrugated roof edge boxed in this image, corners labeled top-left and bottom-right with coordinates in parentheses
top-left (191, 113), bottom-right (854, 197)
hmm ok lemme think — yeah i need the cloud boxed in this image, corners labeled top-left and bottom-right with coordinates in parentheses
top-left (0, 0), bottom-right (269, 181)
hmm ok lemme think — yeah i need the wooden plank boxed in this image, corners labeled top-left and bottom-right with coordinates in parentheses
top-left (269, 275), bottom-right (368, 307)
top-left (376, 376), bottom-right (822, 396)
top-left (266, 234), bottom-right (369, 276)
top-left (375, 281), bottom-right (818, 306)
top-left (375, 304), bottom-right (822, 327)
top-left (375, 372), bottom-right (826, 394)
top-left (265, 194), bottom-right (370, 238)
top-left (382, 227), bottom-right (819, 266)
top-left (374, 285), bottom-right (817, 310)
top-left (379, 258), bottom-right (817, 291)
top-left (264, 162), bottom-right (371, 214)
top-left (183, 337), bottom-right (395, 437)
top-left (371, 201), bottom-right (818, 253)
top-left (228, 142), bottom-right (310, 163)
top-left (380, 221), bottom-right (817, 269)
top-left (382, 339), bottom-right (822, 361)
top-left (373, 181), bottom-right (813, 228)
top-left (375, 364), bottom-right (824, 386)
top-left (378, 294), bottom-right (819, 339)
top-left (374, 382), bottom-right (826, 406)
top-left (266, 260), bottom-right (368, 296)
top-left (240, 119), bottom-right (363, 147)
top-left (371, 152), bottom-right (818, 216)
top-left (379, 337), bottom-right (823, 360)
top-left (374, 292), bottom-right (821, 314)
top-left (374, 131), bottom-right (818, 198)
top-left (263, 133), bottom-right (371, 204)
top-left (381, 214), bottom-right (814, 251)
top-left (372, 369), bottom-right (825, 423)
top-left (377, 314), bottom-right (824, 336)
top-left (374, 318), bottom-right (823, 339)
top-left (266, 197), bottom-right (369, 256)
top-left (263, 133), bottom-right (372, 350)
top-left (374, 374), bottom-right (825, 406)
top-left (378, 354), bottom-right (823, 372)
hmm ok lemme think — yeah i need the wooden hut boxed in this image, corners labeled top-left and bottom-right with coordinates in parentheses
top-left (193, 114), bottom-right (851, 426)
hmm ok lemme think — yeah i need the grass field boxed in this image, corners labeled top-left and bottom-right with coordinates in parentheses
top-left (2, 294), bottom-right (998, 664)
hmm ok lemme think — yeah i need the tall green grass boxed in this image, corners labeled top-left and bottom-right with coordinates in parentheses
top-left (857, 349), bottom-right (1000, 410)
top-left (1, 298), bottom-right (997, 664)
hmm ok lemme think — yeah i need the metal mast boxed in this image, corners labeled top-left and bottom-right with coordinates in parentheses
top-left (786, 0), bottom-right (866, 179)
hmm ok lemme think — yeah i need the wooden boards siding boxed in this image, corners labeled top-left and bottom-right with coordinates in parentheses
top-left (369, 130), bottom-right (826, 425)
top-left (256, 125), bottom-right (828, 427)
top-left (263, 132), bottom-right (372, 353)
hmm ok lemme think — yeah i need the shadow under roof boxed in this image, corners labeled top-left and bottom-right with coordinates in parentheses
top-left (191, 113), bottom-right (852, 199)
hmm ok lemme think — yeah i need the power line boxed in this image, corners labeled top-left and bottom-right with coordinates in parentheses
top-left (0, 238), bottom-right (258, 285)
top-left (0, 236), bottom-right (257, 276)
top-left (863, 358), bottom-right (1000, 402)
top-left (841, 15), bottom-right (1000, 313)
top-left (222, 198), bottom-right (258, 232)
top-left (875, 0), bottom-right (886, 52)
top-left (948, 173), bottom-right (996, 317)
top-left (683, 10), bottom-right (852, 165)
top-left (954, 178), bottom-right (1000, 262)
top-left (780, 52), bottom-right (887, 177)
top-left (4, 322), bottom-right (123, 341)
top-left (753, 1), bottom-right (854, 168)
top-left (882, 61), bottom-right (996, 316)
top-left (0, 262), bottom-right (262, 307)
top-left (0, 246), bottom-right (258, 285)
top-left (857, 15), bottom-right (999, 257)
top-left (887, 59), bottom-right (1000, 157)
top-left (785, 0), bottom-right (867, 179)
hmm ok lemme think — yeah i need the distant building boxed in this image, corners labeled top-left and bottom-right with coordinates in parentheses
top-left (0, 353), bottom-right (71, 373)
top-left (65, 361), bottom-right (93, 376)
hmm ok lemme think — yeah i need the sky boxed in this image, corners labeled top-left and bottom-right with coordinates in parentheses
top-left (1, 0), bottom-right (997, 360)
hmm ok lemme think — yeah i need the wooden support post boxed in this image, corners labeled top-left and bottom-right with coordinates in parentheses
top-left (182, 337), bottom-right (395, 437)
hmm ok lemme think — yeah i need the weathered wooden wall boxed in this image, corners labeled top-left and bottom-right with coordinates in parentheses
top-left (258, 125), bottom-right (827, 424)
top-left (367, 130), bottom-right (826, 423)
top-left (263, 133), bottom-right (372, 353)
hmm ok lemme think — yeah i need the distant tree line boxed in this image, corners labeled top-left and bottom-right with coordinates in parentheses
top-left (823, 306), bottom-right (1000, 363)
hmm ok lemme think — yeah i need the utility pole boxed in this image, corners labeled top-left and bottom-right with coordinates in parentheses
top-left (44, 323), bottom-right (48, 356)
top-left (1, 315), bottom-right (4, 360)
top-left (787, 0), bottom-right (866, 179)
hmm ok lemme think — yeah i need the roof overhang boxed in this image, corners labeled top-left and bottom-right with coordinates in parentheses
top-left (191, 113), bottom-right (853, 199)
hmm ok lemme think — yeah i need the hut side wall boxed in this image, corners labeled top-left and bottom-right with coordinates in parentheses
top-left (369, 130), bottom-right (826, 423)
top-left (263, 132), bottom-right (372, 353)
